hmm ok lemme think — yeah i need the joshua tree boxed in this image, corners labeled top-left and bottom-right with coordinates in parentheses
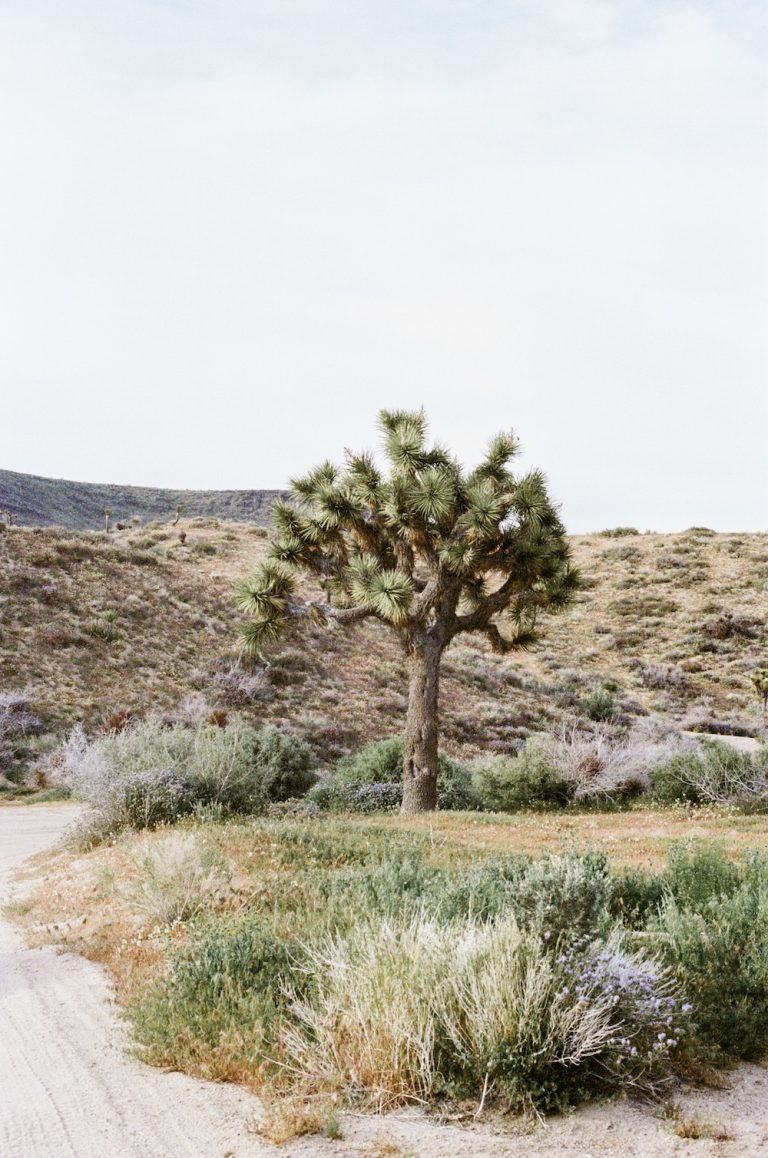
top-left (237, 410), bottom-right (579, 814)
top-left (103, 507), bottom-right (113, 533)
top-left (752, 669), bottom-right (768, 719)
top-left (173, 503), bottom-right (183, 525)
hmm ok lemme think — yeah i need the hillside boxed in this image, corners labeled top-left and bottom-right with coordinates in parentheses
top-left (2, 520), bottom-right (766, 763)
top-left (0, 468), bottom-right (284, 530)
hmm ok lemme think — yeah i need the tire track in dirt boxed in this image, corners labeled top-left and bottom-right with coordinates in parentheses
top-left (0, 806), bottom-right (271, 1158)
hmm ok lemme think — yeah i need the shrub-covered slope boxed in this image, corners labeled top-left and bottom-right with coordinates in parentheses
top-left (1, 521), bottom-right (765, 760)
top-left (0, 468), bottom-right (284, 529)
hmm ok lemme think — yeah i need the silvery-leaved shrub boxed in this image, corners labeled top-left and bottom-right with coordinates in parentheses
top-left (432, 851), bottom-right (613, 940)
top-left (115, 768), bottom-right (193, 831)
top-left (58, 716), bottom-right (315, 839)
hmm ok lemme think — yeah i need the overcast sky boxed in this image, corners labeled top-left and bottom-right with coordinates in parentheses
top-left (1, 1), bottom-right (766, 531)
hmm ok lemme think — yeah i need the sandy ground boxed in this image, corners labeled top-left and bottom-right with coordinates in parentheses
top-left (2, 806), bottom-right (768, 1157)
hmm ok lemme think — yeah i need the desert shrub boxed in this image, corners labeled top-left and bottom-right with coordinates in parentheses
top-left (582, 689), bottom-right (617, 722)
top-left (285, 917), bottom-right (683, 1112)
top-left (434, 852), bottom-right (613, 942)
top-left (602, 544), bottom-right (642, 562)
top-left (126, 832), bottom-right (232, 924)
top-left (133, 916), bottom-right (306, 1074)
top-left (654, 862), bottom-right (768, 1060)
top-left (599, 527), bottom-right (640, 538)
top-left (610, 867), bottom-right (667, 928)
top-left (632, 661), bottom-right (688, 691)
top-left (701, 612), bottom-right (759, 641)
top-left (311, 738), bottom-right (479, 812)
top-left (611, 844), bottom-right (744, 929)
top-left (211, 660), bottom-right (273, 706)
top-left (0, 693), bottom-right (43, 788)
top-left (113, 768), bottom-right (194, 830)
top-left (345, 782), bottom-right (404, 812)
top-left (320, 849), bottom-right (617, 945)
top-left (319, 854), bottom-right (443, 926)
top-left (511, 853), bottom-right (613, 939)
top-left (168, 720), bottom-right (313, 806)
top-left (661, 844), bottom-right (741, 909)
top-left (191, 541), bottom-right (217, 556)
top-left (59, 717), bottom-right (316, 836)
top-left (683, 715), bottom-right (757, 738)
top-left (472, 750), bottom-right (572, 811)
top-left (651, 741), bottom-right (768, 809)
top-left (656, 552), bottom-right (691, 569)
top-left (245, 726), bottom-right (316, 803)
top-left (518, 724), bottom-right (694, 803)
top-left (650, 753), bottom-right (706, 805)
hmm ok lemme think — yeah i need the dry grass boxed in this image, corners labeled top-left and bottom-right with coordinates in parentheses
top-left (2, 522), bottom-right (766, 764)
top-left (15, 806), bottom-right (768, 965)
top-left (353, 807), bottom-right (768, 868)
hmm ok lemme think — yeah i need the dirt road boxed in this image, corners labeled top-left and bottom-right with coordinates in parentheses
top-left (0, 805), bottom-right (274, 1158)
top-left (2, 805), bottom-right (767, 1157)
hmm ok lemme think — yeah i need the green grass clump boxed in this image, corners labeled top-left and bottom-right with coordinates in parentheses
top-left (133, 916), bottom-right (306, 1079)
top-left (89, 619), bottom-right (120, 643)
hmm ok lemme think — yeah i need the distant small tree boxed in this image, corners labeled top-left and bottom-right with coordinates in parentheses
top-left (752, 669), bottom-right (768, 719)
top-left (103, 507), bottom-right (113, 533)
top-left (173, 503), bottom-right (183, 526)
top-left (237, 410), bottom-right (579, 814)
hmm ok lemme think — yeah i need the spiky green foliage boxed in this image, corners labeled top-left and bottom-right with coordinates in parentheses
top-left (238, 410), bottom-right (578, 655)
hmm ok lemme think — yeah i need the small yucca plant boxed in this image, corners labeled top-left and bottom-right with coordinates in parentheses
top-left (237, 410), bottom-right (578, 814)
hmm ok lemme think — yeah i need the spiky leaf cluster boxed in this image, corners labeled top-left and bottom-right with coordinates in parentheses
top-left (238, 410), bottom-right (579, 654)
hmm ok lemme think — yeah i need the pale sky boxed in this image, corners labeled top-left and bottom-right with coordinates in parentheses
top-left (1, 1), bottom-right (766, 531)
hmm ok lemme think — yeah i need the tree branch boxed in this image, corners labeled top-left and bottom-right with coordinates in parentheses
top-left (283, 599), bottom-right (378, 625)
top-left (451, 573), bottom-right (520, 636)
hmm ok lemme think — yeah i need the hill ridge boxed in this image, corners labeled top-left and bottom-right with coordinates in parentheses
top-left (0, 468), bottom-right (285, 529)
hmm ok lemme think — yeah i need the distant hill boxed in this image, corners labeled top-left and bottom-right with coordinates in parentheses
top-left (0, 469), bottom-right (285, 530)
top-left (2, 521), bottom-right (765, 753)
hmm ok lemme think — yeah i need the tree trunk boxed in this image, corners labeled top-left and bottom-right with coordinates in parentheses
top-left (401, 640), bottom-right (442, 815)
